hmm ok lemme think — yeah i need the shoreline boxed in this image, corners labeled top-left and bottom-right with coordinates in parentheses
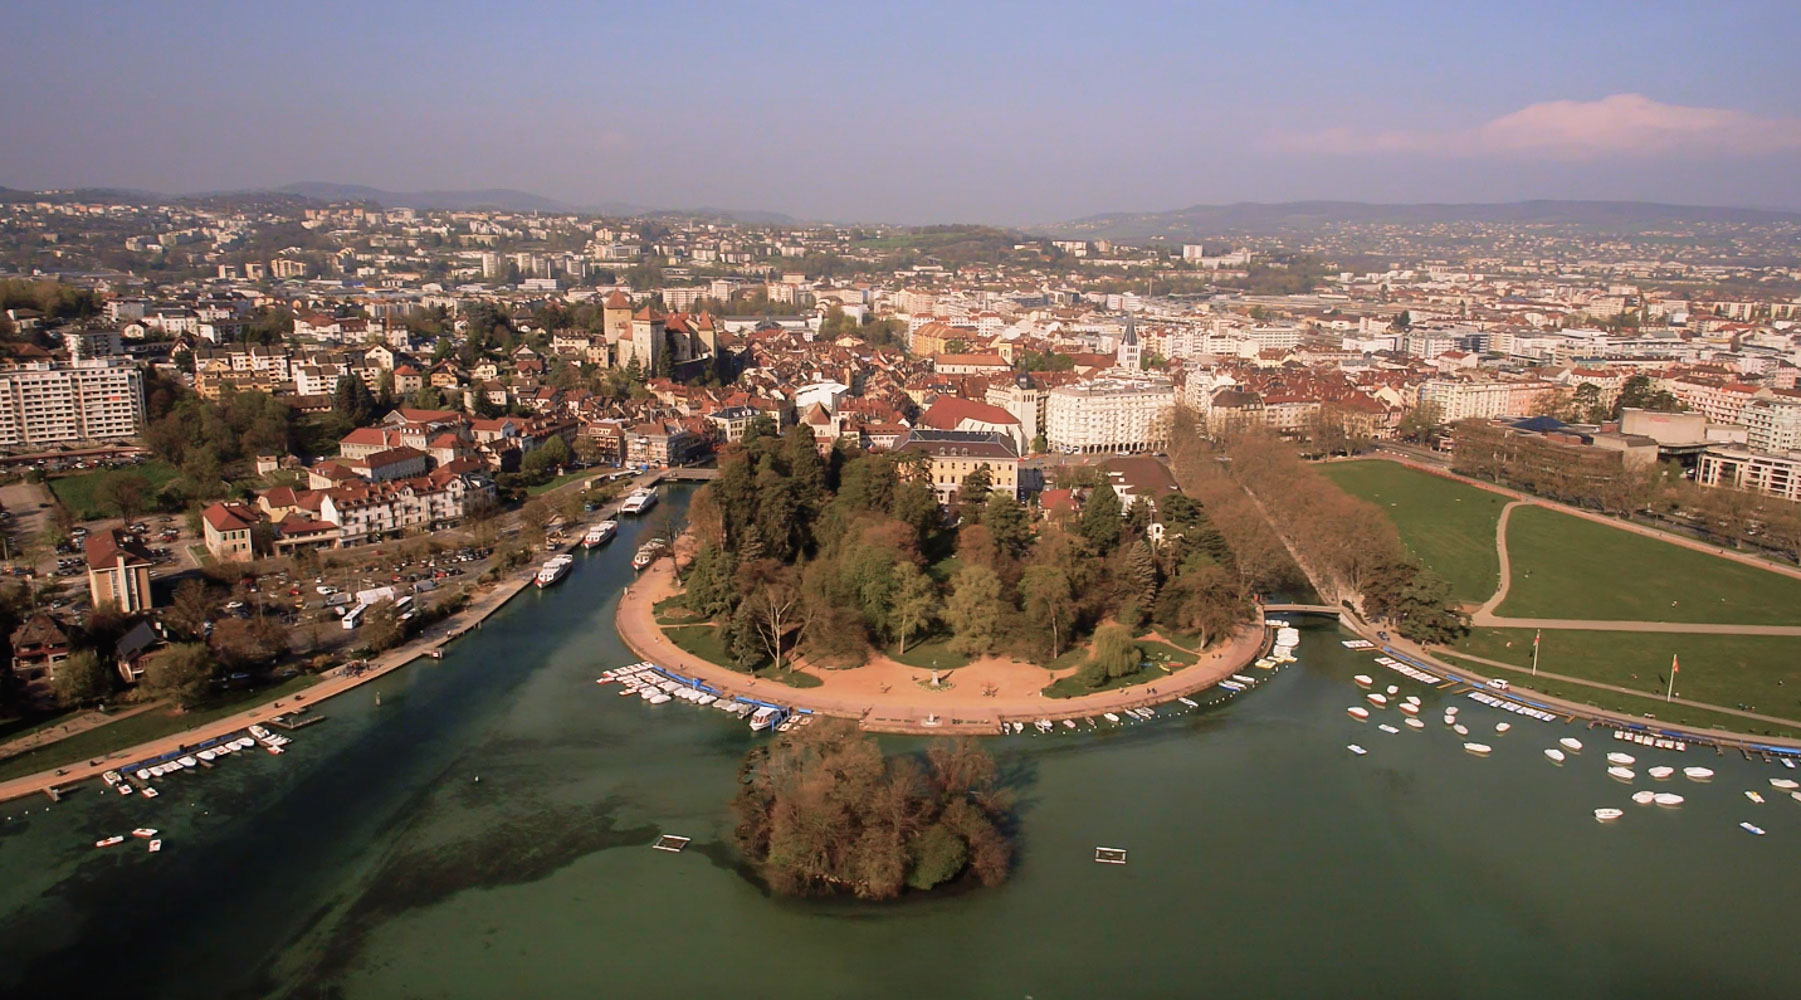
top-left (614, 559), bottom-right (1271, 735)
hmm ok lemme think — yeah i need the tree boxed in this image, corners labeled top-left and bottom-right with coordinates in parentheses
top-left (1389, 310), bottom-right (1412, 332)
top-left (1397, 401), bottom-right (1442, 442)
top-left (684, 542), bottom-right (738, 620)
top-left (889, 561), bottom-right (940, 654)
top-left (97, 471), bottom-right (154, 522)
top-left (143, 642), bottom-right (213, 709)
top-left (1079, 483), bottom-right (1122, 554)
top-left (54, 649), bottom-right (111, 707)
top-left (1079, 623), bottom-right (1142, 687)
top-left (519, 498), bottom-right (556, 542)
top-left (954, 466), bottom-right (991, 522)
top-left (1019, 564), bottom-right (1076, 660)
top-left (980, 491), bottom-right (1033, 560)
top-left (1120, 540), bottom-right (1160, 625)
top-left (740, 559), bottom-right (804, 674)
top-left (944, 564), bottom-right (1003, 657)
top-left (166, 579), bottom-right (215, 639)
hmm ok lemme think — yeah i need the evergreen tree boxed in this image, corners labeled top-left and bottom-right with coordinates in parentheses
top-left (685, 542), bottom-right (739, 619)
top-left (1079, 483), bottom-right (1123, 554)
top-left (1122, 540), bottom-right (1160, 619)
top-left (954, 466), bottom-right (991, 523)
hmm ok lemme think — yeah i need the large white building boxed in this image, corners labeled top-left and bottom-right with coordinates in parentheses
top-left (1697, 445), bottom-right (1801, 503)
top-left (1740, 398), bottom-right (1801, 455)
top-left (1045, 376), bottom-right (1177, 454)
top-left (0, 361), bottom-right (146, 448)
top-left (1416, 378), bottom-right (1556, 422)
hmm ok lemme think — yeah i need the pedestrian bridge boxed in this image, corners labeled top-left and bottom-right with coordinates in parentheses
top-left (1261, 603), bottom-right (1343, 616)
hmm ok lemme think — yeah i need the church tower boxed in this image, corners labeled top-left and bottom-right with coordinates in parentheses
top-left (1116, 315), bottom-right (1142, 371)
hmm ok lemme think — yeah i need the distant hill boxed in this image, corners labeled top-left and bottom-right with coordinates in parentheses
top-left (275, 182), bottom-right (591, 214)
top-left (1036, 200), bottom-right (1801, 244)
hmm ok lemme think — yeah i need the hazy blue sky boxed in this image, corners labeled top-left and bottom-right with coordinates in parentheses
top-left (4, 1), bottom-right (1799, 222)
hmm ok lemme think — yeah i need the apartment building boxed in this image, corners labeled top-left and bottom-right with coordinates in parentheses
top-left (1697, 445), bottom-right (1801, 503)
top-left (85, 529), bottom-right (156, 613)
top-left (1416, 377), bottom-right (1556, 422)
top-left (1044, 376), bottom-right (1177, 454)
top-left (0, 361), bottom-right (145, 448)
top-left (895, 429), bottom-right (1021, 504)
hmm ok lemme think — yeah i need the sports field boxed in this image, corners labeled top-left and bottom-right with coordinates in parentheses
top-left (1495, 505), bottom-right (1801, 625)
top-left (1319, 460), bottom-right (1505, 602)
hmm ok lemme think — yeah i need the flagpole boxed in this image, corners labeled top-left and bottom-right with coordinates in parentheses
top-left (1532, 630), bottom-right (1540, 676)
top-left (1667, 653), bottom-right (1677, 703)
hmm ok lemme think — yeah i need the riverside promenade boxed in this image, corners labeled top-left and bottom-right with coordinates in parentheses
top-left (614, 558), bottom-right (1270, 735)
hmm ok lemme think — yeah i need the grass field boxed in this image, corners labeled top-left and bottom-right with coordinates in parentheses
top-left (48, 461), bottom-right (181, 520)
top-left (883, 633), bottom-right (972, 670)
top-left (0, 674), bottom-right (321, 783)
top-left (1496, 505), bottom-right (1801, 624)
top-left (1453, 626), bottom-right (1801, 724)
top-left (660, 624), bottom-right (822, 688)
top-left (1041, 639), bottom-right (1194, 698)
top-left (1320, 460), bottom-right (1506, 602)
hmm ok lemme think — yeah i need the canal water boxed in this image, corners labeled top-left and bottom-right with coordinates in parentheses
top-left (1, 492), bottom-right (1797, 999)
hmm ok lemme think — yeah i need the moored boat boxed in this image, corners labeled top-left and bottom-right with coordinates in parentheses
top-left (1560, 737), bottom-right (1583, 752)
top-left (1741, 821), bottom-right (1766, 835)
top-left (1648, 766), bottom-right (1674, 780)
top-left (1745, 791), bottom-right (1765, 804)
top-left (95, 835), bottom-right (125, 848)
top-left (1347, 744), bottom-right (1367, 756)
top-left (1103, 713), bottom-right (1120, 724)
top-left (1353, 674), bottom-right (1373, 688)
top-left (1606, 752), bottom-right (1636, 767)
top-left (619, 488), bottom-right (658, 515)
top-left (1769, 777), bottom-right (1799, 790)
top-left (1631, 790), bottom-right (1656, 805)
top-left (1366, 693), bottom-right (1388, 706)
top-left (1495, 722), bottom-right (1510, 734)
top-left (1463, 742), bottom-right (1492, 755)
top-left (1404, 717), bottom-right (1425, 730)
top-left (1684, 766), bottom-right (1714, 781)
top-left (1594, 808), bottom-right (1624, 822)
top-left (535, 554), bottom-right (575, 588)
top-left (582, 521), bottom-right (618, 548)
top-left (1378, 724), bottom-right (1399, 734)
top-left (1654, 793), bottom-right (1684, 807)
top-left (1346, 706), bottom-right (1370, 720)
top-left (1607, 766), bottom-right (1636, 782)
top-left (1544, 748), bottom-right (1565, 764)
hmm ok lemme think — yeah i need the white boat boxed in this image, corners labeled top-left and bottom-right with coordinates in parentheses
top-left (1654, 793), bottom-right (1684, 807)
top-left (1442, 714), bottom-right (1456, 726)
top-left (1560, 738), bottom-right (1583, 752)
top-left (1061, 719), bottom-right (1077, 730)
top-left (177, 755), bottom-right (198, 769)
top-left (1230, 673), bottom-right (1257, 685)
top-left (1404, 718), bottom-right (1425, 730)
top-left (1594, 808), bottom-right (1624, 822)
top-left (647, 692), bottom-right (673, 705)
top-left (1353, 674), bottom-right (1374, 688)
top-left (1463, 742), bottom-right (1492, 755)
top-left (197, 750), bottom-right (216, 763)
top-left (1346, 706), bottom-right (1370, 720)
top-left (1011, 722), bottom-right (1024, 733)
top-left (1219, 681), bottom-right (1245, 693)
top-left (1606, 752), bottom-right (1636, 767)
top-left (147, 839), bottom-right (162, 853)
top-left (1544, 748), bottom-right (1566, 764)
top-left (1741, 821), bottom-right (1766, 835)
top-left (1495, 722), bottom-right (1510, 734)
top-left (1684, 767), bottom-right (1714, 781)
top-left (1792, 791), bottom-right (1801, 804)
top-left (1347, 744), bottom-right (1367, 756)
top-left (1378, 724), bottom-right (1399, 734)
top-left (140, 786), bottom-right (158, 799)
top-left (535, 554), bottom-right (574, 588)
top-left (1453, 724), bottom-right (1469, 736)
top-left (94, 836), bottom-right (125, 848)
top-left (619, 488), bottom-right (658, 515)
top-left (1103, 713), bottom-right (1120, 724)
top-left (1644, 765), bottom-right (1672, 779)
top-left (1607, 766), bottom-right (1636, 782)
top-left (748, 708), bottom-right (781, 732)
top-left (1745, 791), bottom-right (1765, 804)
top-left (1177, 697), bottom-right (1198, 708)
top-left (1632, 790), bottom-right (1656, 805)
top-left (1404, 695), bottom-right (1421, 706)
top-left (135, 769), bottom-right (150, 781)
top-left (131, 828), bottom-right (157, 839)
top-left (1034, 719), bottom-right (1054, 733)
top-left (1769, 778), bottom-right (1799, 790)
top-left (1398, 702), bottom-right (1420, 716)
top-left (1445, 706), bottom-right (1459, 716)
top-left (1385, 685), bottom-right (1398, 696)
top-left (582, 521), bottom-right (618, 548)
top-left (631, 538), bottom-right (668, 571)
top-left (1366, 693), bottom-right (1387, 707)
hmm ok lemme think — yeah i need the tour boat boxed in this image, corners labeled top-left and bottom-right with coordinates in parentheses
top-left (1378, 724), bottom-right (1399, 734)
top-left (631, 538), bottom-right (668, 571)
top-left (1647, 766), bottom-right (1674, 780)
top-left (1346, 706), bottom-right (1370, 720)
top-left (1741, 822), bottom-right (1767, 835)
top-left (1366, 693), bottom-right (1387, 707)
top-left (1495, 722), bottom-right (1510, 734)
top-left (1544, 748), bottom-right (1566, 764)
top-left (1453, 724), bottom-right (1469, 736)
top-left (1560, 738), bottom-right (1583, 752)
top-left (1607, 766), bottom-right (1636, 782)
top-left (1463, 742), bottom-right (1492, 756)
top-left (1770, 778), bottom-right (1799, 790)
top-left (1632, 790), bottom-right (1656, 805)
top-left (1594, 808), bottom-right (1624, 822)
top-left (94, 836), bottom-right (125, 848)
top-left (1404, 717), bottom-right (1425, 730)
top-left (1347, 744), bottom-right (1367, 756)
top-left (1654, 793), bottom-right (1684, 807)
top-left (147, 839), bottom-right (162, 853)
top-left (1745, 791), bottom-right (1765, 804)
top-left (1353, 674), bottom-right (1373, 688)
top-left (131, 828), bottom-right (157, 839)
top-left (619, 488), bottom-right (658, 515)
top-left (582, 521), bottom-right (618, 548)
top-left (1398, 702), bottom-right (1420, 716)
top-left (1103, 713), bottom-right (1120, 724)
top-left (1683, 767), bottom-right (1714, 781)
top-left (535, 554), bottom-right (575, 588)
top-left (1606, 753), bottom-right (1636, 767)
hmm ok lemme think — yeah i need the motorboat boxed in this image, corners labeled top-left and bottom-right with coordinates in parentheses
top-left (1560, 738), bottom-right (1583, 752)
top-left (177, 756), bottom-right (198, 769)
top-left (1061, 719), bottom-right (1077, 730)
top-left (1385, 685), bottom-right (1399, 696)
top-left (1745, 791), bottom-right (1765, 804)
top-left (1445, 706), bottom-right (1459, 716)
top-left (147, 839), bottom-right (162, 853)
top-left (1453, 724), bottom-right (1469, 736)
top-left (1654, 793), bottom-right (1684, 807)
top-left (1378, 724), bottom-right (1399, 734)
top-left (1683, 767), bottom-right (1714, 781)
top-left (1495, 722), bottom-right (1511, 734)
top-left (1346, 706), bottom-right (1370, 720)
top-left (1463, 742), bottom-right (1492, 755)
top-left (535, 554), bottom-right (574, 588)
top-left (1034, 719), bottom-right (1054, 733)
top-left (1404, 717), bottom-right (1425, 730)
top-left (1607, 766), bottom-right (1636, 782)
top-left (1103, 713), bottom-right (1120, 724)
top-left (1606, 752), bottom-right (1636, 767)
top-left (646, 692), bottom-right (672, 705)
top-left (1769, 778), bottom-right (1799, 790)
top-left (1792, 791), bottom-right (1801, 804)
top-left (748, 708), bottom-right (781, 732)
top-left (1178, 697), bottom-right (1198, 708)
top-left (1741, 821), bottom-right (1766, 835)
top-left (1594, 808), bottom-right (1624, 822)
top-left (1404, 695), bottom-right (1421, 706)
top-left (619, 488), bottom-right (658, 515)
top-left (1442, 714), bottom-right (1456, 726)
top-left (1220, 681), bottom-right (1245, 693)
top-left (1231, 673), bottom-right (1257, 685)
top-left (1353, 674), bottom-right (1374, 688)
top-left (1347, 744), bottom-right (1367, 756)
top-left (582, 521), bottom-right (618, 548)
top-left (1366, 693), bottom-right (1388, 707)
top-left (1544, 748), bottom-right (1566, 764)
top-left (131, 828), bottom-right (157, 839)
top-left (140, 786), bottom-right (158, 799)
top-left (1648, 766), bottom-right (1674, 780)
top-left (1398, 703), bottom-right (1420, 716)
top-left (1631, 790), bottom-right (1656, 805)
top-left (94, 836), bottom-right (125, 848)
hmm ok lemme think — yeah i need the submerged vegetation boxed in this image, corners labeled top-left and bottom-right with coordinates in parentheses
top-left (732, 719), bottom-right (1013, 900)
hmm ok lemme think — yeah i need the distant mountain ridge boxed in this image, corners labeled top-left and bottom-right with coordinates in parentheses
top-left (1036, 200), bottom-right (1801, 243)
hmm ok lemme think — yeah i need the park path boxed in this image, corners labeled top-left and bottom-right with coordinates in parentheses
top-left (615, 560), bottom-right (1270, 734)
top-left (1474, 500), bottom-right (1527, 619)
top-left (0, 702), bottom-right (161, 758)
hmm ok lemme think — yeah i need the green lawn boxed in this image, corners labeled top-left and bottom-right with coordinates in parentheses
top-left (883, 633), bottom-right (972, 670)
top-left (48, 460), bottom-right (181, 520)
top-left (1496, 505), bottom-right (1801, 624)
top-left (1041, 640), bottom-right (1195, 698)
top-left (526, 469), bottom-right (592, 496)
top-left (652, 594), bottom-right (707, 626)
top-left (1320, 460), bottom-right (1506, 602)
top-left (0, 674), bottom-right (321, 782)
top-left (661, 624), bottom-right (822, 688)
top-left (1451, 626), bottom-right (1801, 727)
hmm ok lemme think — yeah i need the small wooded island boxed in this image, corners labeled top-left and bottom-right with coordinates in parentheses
top-left (733, 719), bottom-right (1013, 900)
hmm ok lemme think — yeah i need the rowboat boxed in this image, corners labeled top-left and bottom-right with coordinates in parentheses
top-left (1607, 766), bottom-right (1636, 782)
top-left (1606, 753), bottom-right (1635, 767)
top-left (1684, 767), bottom-right (1714, 781)
top-left (1594, 808), bottom-right (1624, 822)
top-left (1544, 748), bottom-right (1565, 764)
top-left (147, 839), bottom-right (162, 853)
top-left (1463, 742), bottom-right (1492, 756)
top-left (1654, 793), bottom-right (1684, 807)
top-left (1103, 713), bottom-right (1120, 724)
top-left (1442, 714), bottom-right (1456, 726)
top-left (1632, 790), bottom-right (1656, 805)
top-left (1346, 706), bottom-right (1370, 720)
top-left (1648, 766), bottom-right (1675, 780)
top-left (1560, 737), bottom-right (1583, 752)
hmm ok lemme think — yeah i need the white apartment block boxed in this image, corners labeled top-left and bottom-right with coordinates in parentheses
top-left (0, 361), bottom-right (145, 448)
top-left (1697, 445), bottom-right (1801, 503)
top-left (1045, 376), bottom-right (1176, 454)
top-left (1416, 378), bottom-right (1556, 422)
top-left (1740, 398), bottom-right (1801, 454)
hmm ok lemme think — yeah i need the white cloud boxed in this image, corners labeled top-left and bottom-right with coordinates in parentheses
top-left (1264, 94), bottom-right (1801, 159)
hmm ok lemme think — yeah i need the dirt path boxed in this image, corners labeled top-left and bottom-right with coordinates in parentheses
top-left (615, 561), bottom-right (1269, 734)
top-left (1475, 500), bottom-right (1527, 619)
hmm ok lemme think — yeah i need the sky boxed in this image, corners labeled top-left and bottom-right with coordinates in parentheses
top-left (3, 0), bottom-right (1800, 224)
